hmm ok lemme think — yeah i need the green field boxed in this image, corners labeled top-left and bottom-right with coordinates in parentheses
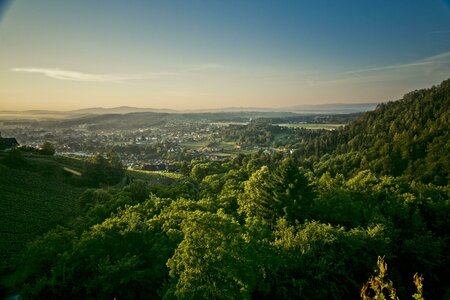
top-left (180, 140), bottom-right (245, 154)
top-left (277, 123), bottom-right (344, 130)
top-left (127, 168), bottom-right (183, 181)
top-left (180, 141), bottom-right (210, 149)
top-left (181, 141), bottom-right (238, 150)
top-left (0, 155), bottom-right (85, 271)
top-left (0, 154), bottom-right (185, 272)
top-left (208, 122), bottom-right (249, 126)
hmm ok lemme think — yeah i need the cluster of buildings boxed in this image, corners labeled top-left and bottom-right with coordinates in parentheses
top-left (0, 122), bottom-right (230, 168)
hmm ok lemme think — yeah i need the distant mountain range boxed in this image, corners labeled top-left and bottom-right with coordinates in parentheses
top-left (0, 103), bottom-right (379, 116)
top-left (69, 106), bottom-right (177, 114)
top-left (69, 103), bottom-right (379, 114)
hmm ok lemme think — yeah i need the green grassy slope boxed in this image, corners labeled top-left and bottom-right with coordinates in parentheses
top-left (0, 155), bottom-right (85, 271)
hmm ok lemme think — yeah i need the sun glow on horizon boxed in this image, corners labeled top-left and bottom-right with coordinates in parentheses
top-left (0, 0), bottom-right (449, 110)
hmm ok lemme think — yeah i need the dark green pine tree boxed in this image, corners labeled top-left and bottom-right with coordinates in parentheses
top-left (238, 165), bottom-right (274, 221)
top-left (83, 151), bottom-right (125, 187)
top-left (239, 158), bottom-right (314, 224)
top-left (105, 150), bottom-right (126, 184)
top-left (267, 157), bottom-right (314, 222)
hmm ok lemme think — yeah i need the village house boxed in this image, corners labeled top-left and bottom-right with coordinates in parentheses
top-left (0, 133), bottom-right (19, 150)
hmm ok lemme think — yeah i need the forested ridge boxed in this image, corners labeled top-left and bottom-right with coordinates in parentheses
top-left (1, 80), bottom-right (449, 299)
top-left (311, 79), bottom-right (450, 184)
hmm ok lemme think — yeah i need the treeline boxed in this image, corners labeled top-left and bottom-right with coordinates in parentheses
top-left (218, 120), bottom-right (325, 148)
top-left (270, 112), bottom-right (360, 124)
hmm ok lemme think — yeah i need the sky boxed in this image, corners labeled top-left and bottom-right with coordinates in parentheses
top-left (0, 0), bottom-right (449, 111)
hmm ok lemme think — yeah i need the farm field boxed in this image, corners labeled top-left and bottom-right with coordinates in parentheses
top-left (180, 140), bottom-right (258, 154)
top-left (179, 141), bottom-right (210, 149)
top-left (127, 168), bottom-right (183, 181)
top-left (0, 158), bottom-right (85, 271)
top-left (180, 140), bottom-right (243, 155)
top-left (277, 123), bottom-right (344, 130)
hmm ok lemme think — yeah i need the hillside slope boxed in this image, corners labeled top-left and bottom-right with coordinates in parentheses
top-left (0, 154), bottom-right (85, 272)
top-left (314, 79), bottom-right (450, 184)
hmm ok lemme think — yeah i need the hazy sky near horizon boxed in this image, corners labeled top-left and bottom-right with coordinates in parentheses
top-left (1, 0), bottom-right (450, 110)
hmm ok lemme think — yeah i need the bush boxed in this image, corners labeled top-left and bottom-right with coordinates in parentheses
top-left (40, 142), bottom-right (55, 156)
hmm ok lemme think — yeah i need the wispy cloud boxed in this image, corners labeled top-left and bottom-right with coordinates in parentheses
top-left (343, 52), bottom-right (450, 76)
top-left (12, 68), bottom-right (176, 82)
top-left (307, 51), bottom-right (450, 86)
top-left (189, 63), bottom-right (224, 71)
top-left (342, 61), bottom-right (434, 75)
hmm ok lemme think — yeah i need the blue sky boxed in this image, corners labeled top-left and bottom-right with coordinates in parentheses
top-left (0, 0), bottom-right (449, 110)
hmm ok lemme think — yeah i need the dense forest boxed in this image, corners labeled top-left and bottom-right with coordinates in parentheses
top-left (1, 80), bottom-right (449, 299)
top-left (307, 80), bottom-right (450, 185)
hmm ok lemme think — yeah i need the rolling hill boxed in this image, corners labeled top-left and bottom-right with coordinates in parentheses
top-left (0, 153), bottom-right (86, 273)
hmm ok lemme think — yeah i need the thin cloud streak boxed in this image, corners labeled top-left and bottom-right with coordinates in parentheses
top-left (342, 51), bottom-right (450, 76)
top-left (12, 68), bottom-right (177, 82)
top-left (342, 61), bottom-right (433, 75)
top-left (189, 63), bottom-right (224, 71)
top-left (307, 51), bottom-right (450, 86)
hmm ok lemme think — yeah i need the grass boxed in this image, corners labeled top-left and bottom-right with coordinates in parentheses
top-left (277, 123), bottom-right (344, 130)
top-left (53, 155), bottom-right (85, 172)
top-left (216, 141), bottom-right (238, 149)
top-left (127, 168), bottom-right (183, 181)
top-left (208, 122), bottom-right (249, 126)
top-left (0, 157), bottom-right (85, 271)
top-left (213, 152), bottom-right (232, 157)
top-left (181, 140), bottom-right (247, 154)
top-left (180, 141), bottom-right (209, 150)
